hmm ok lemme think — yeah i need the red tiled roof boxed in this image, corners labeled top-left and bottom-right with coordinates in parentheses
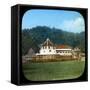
top-left (41, 38), bottom-right (72, 49)
top-left (56, 45), bottom-right (72, 49)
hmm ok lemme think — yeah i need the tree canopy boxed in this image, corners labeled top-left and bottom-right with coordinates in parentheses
top-left (22, 26), bottom-right (85, 55)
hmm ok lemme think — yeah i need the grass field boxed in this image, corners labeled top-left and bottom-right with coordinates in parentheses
top-left (22, 60), bottom-right (85, 81)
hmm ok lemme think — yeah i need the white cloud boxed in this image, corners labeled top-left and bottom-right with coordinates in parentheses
top-left (60, 17), bottom-right (85, 33)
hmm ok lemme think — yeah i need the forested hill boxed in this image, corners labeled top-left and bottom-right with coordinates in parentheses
top-left (22, 26), bottom-right (85, 55)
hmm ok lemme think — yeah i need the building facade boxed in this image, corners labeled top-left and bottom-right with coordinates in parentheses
top-left (22, 38), bottom-right (81, 62)
top-left (39, 38), bottom-right (56, 55)
top-left (36, 38), bottom-right (73, 56)
top-left (34, 38), bottom-right (81, 61)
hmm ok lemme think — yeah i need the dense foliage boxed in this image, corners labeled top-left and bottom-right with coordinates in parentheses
top-left (22, 26), bottom-right (85, 55)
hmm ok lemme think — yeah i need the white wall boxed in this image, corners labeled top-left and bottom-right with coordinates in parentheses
top-left (40, 46), bottom-right (56, 55)
top-left (40, 47), bottom-right (72, 55)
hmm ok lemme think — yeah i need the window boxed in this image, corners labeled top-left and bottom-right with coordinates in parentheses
top-left (48, 46), bottom-right (50, 49)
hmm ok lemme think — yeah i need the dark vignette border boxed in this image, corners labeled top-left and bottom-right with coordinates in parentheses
top-left (17, 4), bottom-right (88, 85)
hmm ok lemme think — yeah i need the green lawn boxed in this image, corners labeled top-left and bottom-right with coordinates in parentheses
top-left (22, 60), bottom-right (85, 81)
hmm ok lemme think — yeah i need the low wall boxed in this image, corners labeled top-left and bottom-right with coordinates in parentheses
top-left (31, 55), bottom-right (78, 62)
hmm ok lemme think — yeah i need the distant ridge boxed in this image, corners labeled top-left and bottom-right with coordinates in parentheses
top-left (22, 26), bottom-right (85, 55)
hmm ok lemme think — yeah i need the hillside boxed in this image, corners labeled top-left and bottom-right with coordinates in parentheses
top-left (22, 26), bottom-right (85, 55)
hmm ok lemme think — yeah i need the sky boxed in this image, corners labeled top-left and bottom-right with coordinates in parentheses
top-left (22, 9), bottom-right (85, 33)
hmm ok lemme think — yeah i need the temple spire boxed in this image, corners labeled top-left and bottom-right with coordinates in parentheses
top-left (42, 38), bottom-right (54, 46)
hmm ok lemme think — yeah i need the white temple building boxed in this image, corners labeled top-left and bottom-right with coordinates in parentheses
top-left (36, 38), bottom-right (76, 56)
top-left (39, 38), bottom-right (56, 55)
top-left (23, 38), bottom-right (81, 62)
